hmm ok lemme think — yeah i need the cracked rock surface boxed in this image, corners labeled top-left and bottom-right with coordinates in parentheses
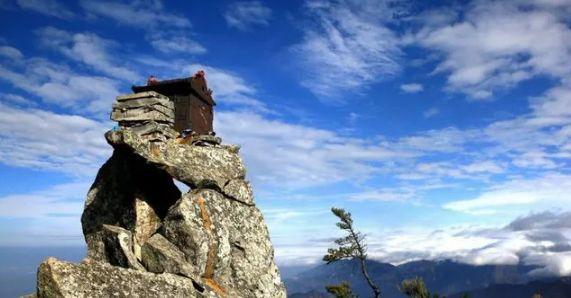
top-left (33, 92), bottom-right (286, 298)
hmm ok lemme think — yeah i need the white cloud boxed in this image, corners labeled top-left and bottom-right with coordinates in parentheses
top-left (400, 83), bottom-right (424, 93)
top-left (366, 210), bottom-right (571, 276)
top-left (512, 150), bottom-right (559, 169)
top-left (443, 173), bottom-right (571, 214)
top-left (0, 45), bottom-right (23, 60)
top-left (182, 64), bottom-right (266, 110)
top-left (0, 103), bottom-right (110, 176)
top-left (531, 81), bottom-right (571, 120)
top-left (526, 253), bottom-right (571, 277)
top-left (423, 107), bottom-right (439, 118)
top-left (224, 1), bottom-right (272, 31)
top-left (0, 92), bottom-right (36, 106)
top-left (216, 110), bottom-right (412, 189)
top-left (0, 182), bottom-right (86, 218)
top-left (413, 0), bottom-right (571, 99)
top-left (348, 189), bottom-right (415, 202)
top-left (398, 127), bottom-right (473, 153)
top-left (36, 27), bottom-right (139, 81)
top-left (461, 160), bottom-right (504, 174)
top-left (80, 0), bottom-right (205, 55)
top-left (0, 181), bottom-right (89, 246)
top-left (80, 0), bottom-right (189, 29)
top-left (292, 0), bottom-right (401, 100)
top-left (0, 53), bottom-right (121, 113)
top-left (16, 0), bottom-right (75, 19)
top-left (149, 34), bottom-right (206, 55)
top-left (274, 210), bottom-right (571, 276)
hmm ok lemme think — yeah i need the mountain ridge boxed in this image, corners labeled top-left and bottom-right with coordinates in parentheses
top-left (285, 258), bottom-right (543, 297)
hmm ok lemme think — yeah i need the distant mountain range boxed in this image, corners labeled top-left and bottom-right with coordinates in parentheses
top-left (448, 278), bottom-right (571, 298)
top-left (284, 259), bottom-right (571, 297)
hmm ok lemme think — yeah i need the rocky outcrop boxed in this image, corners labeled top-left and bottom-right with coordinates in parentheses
top-left (37, 258), bottom-right (206, 298)
top-left (162, 189), bottom-right (284, 298)
top-left (33, 92), bottom-right (286, 297)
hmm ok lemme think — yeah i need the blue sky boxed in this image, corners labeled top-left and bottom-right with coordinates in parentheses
top-left (1, 0), bottom-right (571, 277)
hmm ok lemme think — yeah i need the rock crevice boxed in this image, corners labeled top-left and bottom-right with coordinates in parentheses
top-left (33, 91), bottom-right (286, 298)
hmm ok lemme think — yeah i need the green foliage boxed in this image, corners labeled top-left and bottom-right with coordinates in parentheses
top-left (325, 282), bottom-right (357, 298)
top-left (400, 277), bottom-right (430, 298)
top-left (323, 208), bottom-right (367, 264)
top-left (324, 207), bottom-right (381, 298)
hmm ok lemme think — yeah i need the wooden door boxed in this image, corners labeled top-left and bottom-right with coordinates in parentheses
top-left (174, 95), bottom-right (191, 132)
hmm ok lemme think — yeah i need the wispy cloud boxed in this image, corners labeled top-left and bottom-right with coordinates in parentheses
top-left (16, 0), bottom-right (75, 19)
top-left (0, 92), bottom-right (36, 106)
top-left (0, 46), bottom-right (122, 113)
top-left (0, 62), bottom-right (121, 114)
top-left (0, 45), bottom-right (23, 60)
top-left (80, 0), bottom-right (189, 29)
top-left (217, 110), bottom-right (413, 189)
top-left (224, 1), bottom-right (272, 31)
top-left (36, 27), bottom-right (139, 82)
top-left (443, 173), bottom-right (571, 215)
top-left (423, 107), bottom-right (439, 118)
top-left (411, 0), bottom-right (571, 100)
top-left (80, 0), bottom-right (205, 55)
top-left (400, 83), bottom-right (423, 93)
top-left (182, 64), bottom-right (267, 111)
top-left (0, 103), bottom-right (110, 175)
top-left (0, 181), bottom-right (89, 246)
top-left (148, 33), bottom-right (206, 55)
top-left (292, 0), bottom-right (401, 100)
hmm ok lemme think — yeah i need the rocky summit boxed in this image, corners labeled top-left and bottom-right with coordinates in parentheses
top-left (31, 91), bottom-right (286, 297)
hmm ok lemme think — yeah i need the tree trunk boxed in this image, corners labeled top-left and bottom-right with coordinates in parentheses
top-left (359, 257), bottom-right (381, 298)
top-left (348, 225), bottom-right (381, 298)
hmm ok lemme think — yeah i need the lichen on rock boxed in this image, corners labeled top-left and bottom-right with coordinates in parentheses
top-left (33, 91), bottom-right (286, 297)
top-left (37, 257), bottom-right (207, 298)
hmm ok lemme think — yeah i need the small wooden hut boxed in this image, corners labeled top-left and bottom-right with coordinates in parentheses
top-left (132, 75), bottom-right (216, 135)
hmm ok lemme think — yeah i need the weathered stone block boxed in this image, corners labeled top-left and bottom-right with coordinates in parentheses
top-left (37, 258), bottom-right (205, 298)
top-left (141, 233), bottom-right (197, 279)
top-left (162, 189), bottom-right (286, 298)
top-left (106, 129), bottom-right (246, 189)
top-left (222, 179), bottom-right (254, 205)
top-left (100, 224), bottom-right (143, 270)
top-left (133, 198), bottom-right (162, 260)
top-left (81, 149), bottom-right (181, 262)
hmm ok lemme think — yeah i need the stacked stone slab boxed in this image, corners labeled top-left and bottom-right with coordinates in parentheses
top-left (31, 91), bottom-right (287, 297)
top-left (111, 91), bottom-right (177, 142)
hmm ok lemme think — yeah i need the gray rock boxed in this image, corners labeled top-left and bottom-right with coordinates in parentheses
top-left (106, 129), bottom-right (246, 190)
top-left (141, 234), bottom-right (197, 279)
top-left (116, 91), bottom-right (168, 102)
top-left (191, 134), bottom-right (222, 146)
top-left (111, 92), bottom-right (174, 124)
top-left (162, 189), bottom-right (286, 298)
top-left (125, 121), bottom-right (178, 143)
top-left (81, 148), bottom-right (181, 262)
top-left (36, 257), bottom-right (208, 298)
top-left (220, 144), bottom-right (240, 154)
top-left (222, 179), bottom-right (254, 205)
top-left (100, 224), bottom-right (143, 270)
top-left (39, 93), bottom-right (286, 297)
top-left (133, 198), bottom-right (161, 260)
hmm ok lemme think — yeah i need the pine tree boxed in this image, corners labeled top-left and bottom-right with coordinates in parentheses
top-left (400, 277), bottom-right (443, 298)
top-left (324, 207), bottom-right (381, 298)
top-left (326, 282), bottom-right (357, 298)
top-left (400, 277), bottom-right (430, 298)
